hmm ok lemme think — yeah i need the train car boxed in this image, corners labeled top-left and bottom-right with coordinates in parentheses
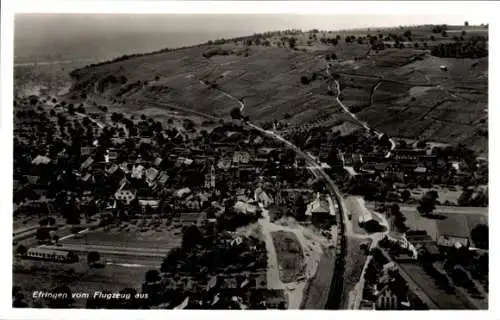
top-left (24, 247), bottom-right (79, 263)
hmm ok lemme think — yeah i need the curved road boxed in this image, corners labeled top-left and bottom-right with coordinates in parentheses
top-left (325, 62), bottom-right (396, 158)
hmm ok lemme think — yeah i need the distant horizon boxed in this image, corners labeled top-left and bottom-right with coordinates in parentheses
top-left (14, 14), bottom-right (485, 64)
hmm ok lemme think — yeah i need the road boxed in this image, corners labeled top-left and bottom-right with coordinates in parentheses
top-left (365, 203), bottom-right (488, 217)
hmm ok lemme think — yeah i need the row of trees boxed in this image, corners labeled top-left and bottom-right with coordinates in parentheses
top-left (430, 37), bottom-right (488, 58)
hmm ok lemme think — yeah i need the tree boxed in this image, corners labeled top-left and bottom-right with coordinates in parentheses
top-left (13, 290), bottom-right (28, 308)
top-left (40, 218), bottom-right (49, 227)
top-left (464, 21), bottom-right (469, 27)
top-left (401, 190), bottom-right (411, 202)
top-left (36, 228), bottom-right (51, 242)
top-left (295, 196), bottom-right (307, 221)
top-left (16, 244), bottom-right (27, 256)
top-left (181, 225), bottom-right (203, 250)
top-left (288, 37), bottom-right (297, 49)
top-left (77, 105), bottom-right (85, 113)
top-left (458, 189), bottom-right (473, 206)
top-left (87, 251), bottom-right (100, 265)
top-left (300, 76), bottom-right (310, 85)
top-left (462, 30), bottom-right (467, 36)
top-left (145, 269), bottom-right (161, 283)
top-left (417, 191), bottom-right (438, 215)
top-left (68, 104), bottom-right (75, 115)
top-left (230, 107), bottom-right (242, 120)
top-left (430, 35), bottom-right (436, 41)
top-left (312, 179), bottom-right (325, 193)
top-left (471, 224), bottom-right (488, 249)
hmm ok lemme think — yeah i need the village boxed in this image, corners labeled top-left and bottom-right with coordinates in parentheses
top-left (13, 94), bottom-right (341, 309)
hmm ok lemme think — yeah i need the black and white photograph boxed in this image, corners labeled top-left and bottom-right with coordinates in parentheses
top-left (1, 1), bottom-right (498, 317)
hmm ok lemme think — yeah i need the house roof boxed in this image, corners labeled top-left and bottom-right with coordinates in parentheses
top-left (32, 155), bottom-right (51, 165)
top-left (177, 157), bottom-right (193, 166)
top-left (309, 194), bottom-right (330, 214)
top-left (139, 199), bottom-right (159, 208)
top-left (80, 157), bottom-right (94, 170)
top-left (145, 167), bottom-right (159, 182)
top-left (423, 242), bottom-right (440, 255)
top-left (157, 172), bottom-right (169, 185)
top-left (362, 162), bottom-right (391, 171)
top-left (154, 157), bottom-right (163, 167)
top-left (414, 167), bottom-right (427, 173)
top-left (106, 164), bottom-right (119, 175)
top-left (175, 187), bottom-right (191, 198)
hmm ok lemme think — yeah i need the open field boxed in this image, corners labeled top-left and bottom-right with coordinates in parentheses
top-left (271, 230), bottom-right (305, 283)
top-left (398, 262), bottom-right (476, 309)
top-left (368, 203), bottom-right (488, 243)
top-left (13, 258), bottom-right (148, 308)
top-left (340, 236), bottom-right (369, 308)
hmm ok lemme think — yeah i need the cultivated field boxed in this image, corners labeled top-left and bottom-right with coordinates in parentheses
top-left (64, 26), bottom-right (488, 151)
top-left (60, 219), bottom-right (182, 250)
top-left (271, 230), bottom-right (305, 283)
top-left (398, 262), bottom-right (475, 309)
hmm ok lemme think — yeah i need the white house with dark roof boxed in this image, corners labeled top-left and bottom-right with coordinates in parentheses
top-left (131, 164), bottom-right (145, 179)
top-left (32, 155), bottom-right (51, 165)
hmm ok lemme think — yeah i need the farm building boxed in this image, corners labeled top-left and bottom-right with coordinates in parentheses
top-left (25, 248), bottom-right (79, 263)
top-left (307, 193), bottom-right (335, 224)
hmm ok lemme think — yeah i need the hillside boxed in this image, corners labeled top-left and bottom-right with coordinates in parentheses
top-left (67, 24), bottom-right (488, 154)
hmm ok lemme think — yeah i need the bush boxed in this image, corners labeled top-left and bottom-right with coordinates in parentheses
top-left (300, 76), bottom-right (310, 85)
top-left (431, 39), bottom-right (487, 58)
top-left (16, 245), bottom-right (27, 256)
top-left (230, 107), bottom-right (242, 120)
